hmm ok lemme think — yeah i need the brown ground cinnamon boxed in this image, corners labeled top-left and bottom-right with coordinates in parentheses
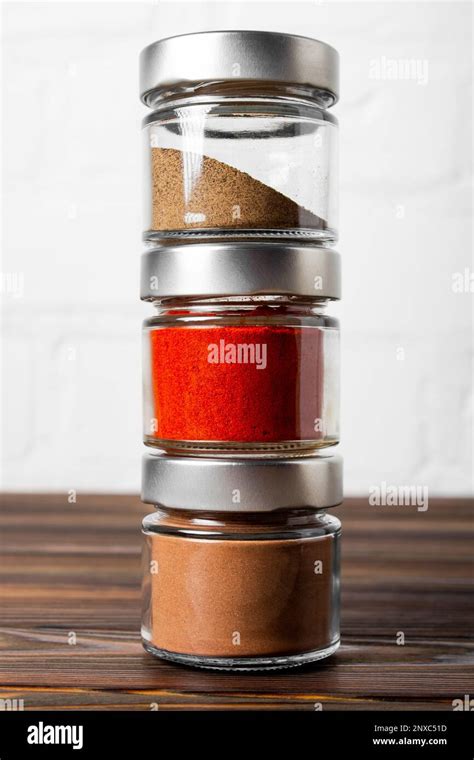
top-left (145, 531), bottom-right (338, 658)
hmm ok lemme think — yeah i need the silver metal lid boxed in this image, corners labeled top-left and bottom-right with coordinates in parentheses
top-left (141, 243), bottom-right (341, 300)
top-left (142, 452), bottom-right (343, 512)
top-left (140, 31), bottom-right (339, 106)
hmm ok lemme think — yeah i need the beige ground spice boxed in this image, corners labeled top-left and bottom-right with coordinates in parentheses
top-left (150, 147), bottom-right (326, 232)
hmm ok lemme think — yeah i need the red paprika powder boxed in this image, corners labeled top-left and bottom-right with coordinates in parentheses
top-left (143, 304), bottom-right (339, 452)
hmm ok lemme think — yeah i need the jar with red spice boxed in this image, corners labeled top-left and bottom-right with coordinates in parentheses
top-left (141, 452), bottom-right (342, 670)
top-left (140, 31), bottom-right (339, 243)
top-left (141, 243), bottom-right (340, 454)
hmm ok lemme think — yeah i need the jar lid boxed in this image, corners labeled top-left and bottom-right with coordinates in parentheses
top-left (140, 31), bottom-right (339, 107)
top-left (141, 243), bottom-right (341, 301)
top-left (142, 452), bottom-right (343, 512)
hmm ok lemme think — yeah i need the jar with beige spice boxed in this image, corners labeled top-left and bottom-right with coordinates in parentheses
top-left (141, 453), bottom-right (342, 670)
top-left (140, 31), bottom-right (339, 242)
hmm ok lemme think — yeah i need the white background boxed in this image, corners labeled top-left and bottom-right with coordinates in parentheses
top-left (1, 1), bottom-right (472, 495)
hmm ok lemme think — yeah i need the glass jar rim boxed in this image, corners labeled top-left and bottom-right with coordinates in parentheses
top-left (141, 95), bottom-right (339, 128)
top-left (142, 508), bottom-right (341, 541)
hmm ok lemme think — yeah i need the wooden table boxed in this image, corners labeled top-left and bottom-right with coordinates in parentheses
top-left (0, 494), bottom-right (472, 710)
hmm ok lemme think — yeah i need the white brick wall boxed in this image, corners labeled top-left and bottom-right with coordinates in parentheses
top-left (2, 2), bottom-right (472, 495)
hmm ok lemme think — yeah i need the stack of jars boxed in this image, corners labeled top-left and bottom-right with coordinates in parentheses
top-left (139, 31), bottom-right (342, 670)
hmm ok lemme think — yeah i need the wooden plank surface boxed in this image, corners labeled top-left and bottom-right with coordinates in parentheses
top-left (0, 494), bottom-right (472, 710)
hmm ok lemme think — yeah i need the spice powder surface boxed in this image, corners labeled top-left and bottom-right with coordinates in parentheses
top-left (150, 148), bottom-right (327, 232)
top-left (148, 325), bottom-right (325, 444)
top-left (147, 531), bottom-right (337, 657)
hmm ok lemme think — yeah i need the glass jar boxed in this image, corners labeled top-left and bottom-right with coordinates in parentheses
top-left (140, 31), bottom-right (339, 243)
top-left (141, 243), bottom-right (340, 454)
top-left (141, 452), bottom-right (342, 670)
top-left (143, 297), bottom-right (339, 454)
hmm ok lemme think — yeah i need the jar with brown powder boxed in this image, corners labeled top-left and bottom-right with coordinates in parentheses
top-left (140, 31), bottom-right (339, 243)
top-left (141, 452), bottom-right (342, 670)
